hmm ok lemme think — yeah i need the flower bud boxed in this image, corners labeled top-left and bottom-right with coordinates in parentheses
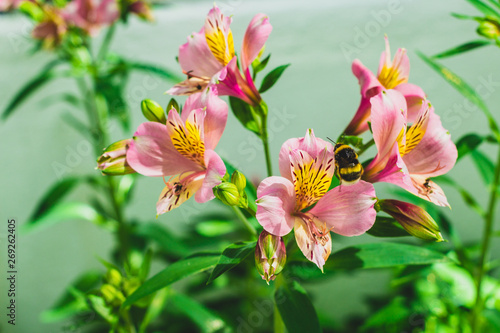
top-left (141, 99), bottom-right (166, 123)
top-left (97, 139), bottom-right (135, 175)
top-left (379, 199), bottom-right (444, 242)
top-left (213, 182), bottom-right (240, 206)
top-left (255, 231), bottom-right (286, 284)
top-left (477, 19), bottom-right (500, 40)
top-left (100, 284), bottom-right (126, 307)
top-left (104, 268), bottom-right (122, 287)
top-left (231, 170), bottom-right (247, 193)
top-left (129, 0), bottom-right (153, 21)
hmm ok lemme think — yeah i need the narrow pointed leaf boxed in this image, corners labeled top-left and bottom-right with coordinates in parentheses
top-left (470, 149), bottom-right (495, 185)
top-left (29, 177), bottom-right (83, 221)
top-left (432, 40), bottom-right (492, 59)
top-left (275, 280), bottom-right (321, 333)
top-left (207, 241), bottom-right (256, 284)
top-left (122, 253), bottom-right (220, 307)
top-left (418, 52), bottom-right (500, 141)
top-left (170, 293), bottom-right (226, 333)
top-left (465, 0), bottom-right (500, 19)
top-left (228, 96), bottom-right (260, 135)
top-left (259, 64), bottom-right (290, 93)
top-left (456, 133), bottom-right (484, 161)
top-left (325, 243), bottom-right (451, 270)
top-left (125, 61), bottom-right (183, 82)
top-left (2, 60), bottom-right (66, 119)
top-left (22, 202), bottom-right (103, 234)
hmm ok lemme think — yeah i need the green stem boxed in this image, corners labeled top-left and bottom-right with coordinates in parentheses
top-left (261, 114), bottom-right (273, 177)
top-left (273, 274), bottom-right (286, 333)
top-left (471, 145), bottom-right (500, 332)
top-left (231, 206), bottom-right (257, 238)
top-left (356, 138), bottom-right (375, 157)
top-left (96, 24), bottom-right (116, 65)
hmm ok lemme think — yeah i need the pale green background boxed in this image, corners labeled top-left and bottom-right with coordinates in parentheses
top-left (0, 0), bottom-right (498, 332)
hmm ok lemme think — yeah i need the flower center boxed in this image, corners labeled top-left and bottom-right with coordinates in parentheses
top-left (169, 116), bottom-right (206, 166)
top-left (398, 103), bottom-right (430, 157)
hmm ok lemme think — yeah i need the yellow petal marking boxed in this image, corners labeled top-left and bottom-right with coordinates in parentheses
top-left (169, 116), bottom-right (205, 166)
top-left (401, 104), bottom-right (430, 156)
top-left (291, 150), bottom-right (334, 211)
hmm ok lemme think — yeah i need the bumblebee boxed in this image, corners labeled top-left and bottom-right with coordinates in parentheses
top-left (334, 143), bottom-right (363, 185)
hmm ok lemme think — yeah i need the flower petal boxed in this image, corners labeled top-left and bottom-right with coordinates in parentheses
top-left (178, 28), bottom-right (223, 79)
top-left (156, 173), bottom-right (203, 215)
top-left (126, 122), bottom-right (200, 177)
top-left (309, 180), bottom-right (377, 236)
top-left (370, 89), bottom-right (407, 162)
top-left (183, 86), bottom-right (228, 150)
top-left (205, 5), bottom-right (234, 66)
top-left (166, 109), bottom-right (206, 166)
top-left (216, 57), bottom-right (261, 106)
top-left (278, 129), bottom-right (333, 181)
top-left (393, 83), bottom-right (426, 122)
top-left (256, 176), bottom-right (296, 237)
top-left (403, 110), bottom-right (457, 178)
top-left (352, 59), bottom-right (383, 99)
top-left (240, 13), bottom-right (272, 71)
top-left (195, 149), bottom-right (226, 203)
top-left (343, 97), bottom-right (371, 136)
top-left (409, 175), bottom-right (450, 207)
top-left (294, 217), bottom-right (331, 271)
top-left (377, 36), bottom-right (410, 89)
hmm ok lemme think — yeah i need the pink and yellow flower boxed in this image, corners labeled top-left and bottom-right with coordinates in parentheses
top-left (256, 130), bottom-right (377, 270)
top-left (344, 36), bottom-right (426, 135)
top-left (32, 3), bottom-right (67, 49)
top-left (62, 0), bottom-right (119, 36)
top-left (363, 89), bottom-right (457, 207)
top-left (166, 6), bottom-right (272, 106)
top-left (126, 87), bottom-right (228, 215)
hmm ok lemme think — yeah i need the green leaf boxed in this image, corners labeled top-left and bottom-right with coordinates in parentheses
top-left (195, 220), bottom-right (238, 237)
top-left (417, 52), bottom-right (500, 141)
top-left (40, 271), bottom-right (101, 323)
top-left (470, 149), bottom-right (495, 185)
top-left (252, 53), bottom-right (271, 77)
top-left (366, 216), bottom-right (410, 238)
top-left (207, 241), bottom-right (256, 284)
top-left (2, 60), bottom-right (68, 119)
top-left (324, 243), bottom-right (451, 270)
top-left (433, 175), bottom-right (486, 217)
top-left (125, 61), bottom-right (183, 82)
top-left (259, 64), bottom-right (290, 94)
top-left (432, 40), bottom-right (492, 59)
top-left (362, 296), bottom-right (411, 331)
top-left (170, 293), bottom-right (226, 333)
top-left (28, 177), bottom-right (82, 222)
top-left (275, 280), bottom-right (321, 333)
top-left (228, 96), bottom-right (260, 135)
top-left (451, 12), bottom-right (482, 20)
top-left (22, 202), bottom-right (103, 234)
top-left (456, 133), bottom-right (484, 161)
top-left (465, 0), bottom-right (500, 20)
top-left (135, 223), bottom-right (190, 257)
top-left (123, 252), bottom-right (220, 307)
top-left (139, 288), bottom-right (169, 333)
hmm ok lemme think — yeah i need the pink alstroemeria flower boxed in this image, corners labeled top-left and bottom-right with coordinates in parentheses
top-left (63, 0), bottom-right (119, 36)
top-left (166, 5), bottom-right (272, 106)
top-left (126, 87), bottom-right (228, 215)
top-left (344, 36), bottom-right (426, 135)
top-left (32, 4), bottom-right (67, 49)
top-left (256, 130), bottom-right (377, 270)
top-left (363, 90), bottom-right (458, 207)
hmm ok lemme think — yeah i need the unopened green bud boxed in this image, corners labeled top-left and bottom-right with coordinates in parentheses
top-left (100, 284), bottom-right (126, 307)
top-left (97, 139), bottom-right (135, 175)
top-left (255, 231), bottom-right (286, 284)
top-left (104, 268), bottom-right (122, 287)
top-left (231, 170), bottom-right (247, 193)
top-left (380, 200), bottom-right (444, 242)
top-left (141, 99), bottom-right (166, 123)
top-left (213, 182), bottom-right (240, 206)
top-left (166, 98), bottom-right (180, 113)
top-left (477, 19), bottom-right (500, 39)
top-left (122, 277), bottom-right (142, 297)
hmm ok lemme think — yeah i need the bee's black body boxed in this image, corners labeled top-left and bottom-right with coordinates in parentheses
top-left (334, 143), bottom-right (363, 184)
